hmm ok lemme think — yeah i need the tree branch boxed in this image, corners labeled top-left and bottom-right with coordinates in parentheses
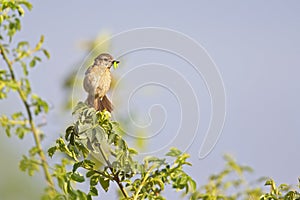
top-left (96, 144), bottom-right (129, 198)
top-left (0, 44), bottom-right (55, 190)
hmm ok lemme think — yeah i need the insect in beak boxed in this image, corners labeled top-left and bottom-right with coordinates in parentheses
top-left (112, 60), bottom-right (120, 69)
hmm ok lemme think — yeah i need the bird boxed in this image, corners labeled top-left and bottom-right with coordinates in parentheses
top-left (83, 53), bottom-right (119, 112)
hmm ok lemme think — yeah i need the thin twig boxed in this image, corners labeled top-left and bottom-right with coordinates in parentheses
top-left (93, 169), bottom-right (114, 180)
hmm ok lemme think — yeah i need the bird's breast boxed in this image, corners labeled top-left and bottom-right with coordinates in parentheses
top-left (96, 69), bottom-right (111, 97)
top-left (83, 66), bottom-right (111, 97)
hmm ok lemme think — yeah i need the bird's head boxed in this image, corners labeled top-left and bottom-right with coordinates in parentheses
top-left (94, 53), bottom-right (119, 69)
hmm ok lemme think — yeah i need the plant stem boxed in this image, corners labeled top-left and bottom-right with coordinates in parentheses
top-left (0, 44), bottom-right (55, 190)
top-left (93, 169), bottom-right (114, 180)
top-left (133, 164), bottom-right (157, 200)
top-left (97, 144), bottom-right (129, 198)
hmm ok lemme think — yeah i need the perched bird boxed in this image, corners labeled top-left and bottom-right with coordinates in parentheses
top-left (83, 53), bottom-right (119, 112)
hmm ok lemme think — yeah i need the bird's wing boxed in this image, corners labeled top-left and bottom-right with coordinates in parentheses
top-left (83, 67), bottom-right (99, 94)
top-left (85, 66), bottom-right (93, 75)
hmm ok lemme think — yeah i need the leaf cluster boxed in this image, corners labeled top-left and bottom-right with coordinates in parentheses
top-left (189, 155), bottom-right (300, 200)
top-left (260, 179), bottom-right (300, 200)
top-left (0, 0), bottom-right (32, 41)
top-left (48, 102), bottom-right (196, 199)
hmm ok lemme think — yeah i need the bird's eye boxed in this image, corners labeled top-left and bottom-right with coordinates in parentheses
top-left (103, 58), bottom-right (108, 62)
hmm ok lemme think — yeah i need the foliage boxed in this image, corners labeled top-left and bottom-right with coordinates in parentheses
top-left (189, 155), bottom-right (261, 199)
top-left (189, 155), bottom-right (300, 200)
top-left (1, 1), bottom-right (299, 200)
top-left (48, 102), bottom-right (196, 199)
top-left (0, 0), bottom-right (55, 197)
top-left (260, 179), bottom-right (300, 200)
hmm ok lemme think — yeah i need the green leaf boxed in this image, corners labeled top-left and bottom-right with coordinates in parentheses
top-left (73, 160), bottom-right (95, 173)
top-left (48, 146), bottom-right (57, 158)
top-left (128, 148), bottom-right (138, 155)
top-left (17, 41), bottom-right (29, 48)
top-left (65, 125), bottom-right (74, 141)
top-left (99, 176), bottom-right (110, 192)
top-left (20, 61), bottom-right (28, 76)
top-left (89, 186), bottom-right (98, 196)
top-left (31, 94), bottom-right (49, 115)
top-left (265, 179), bottom-right (274, 186)
top-left (29, 58), bottom-right (36, 67)
top-left (20, 78), bottom-right (31, 97)
top-left (72, 102), bottom-right (87, 115)
top-left (20, 1), bottom-right (33, 10)
top-left (152, 178), bottom-right (165, 190)
top-left (29, 146), bottom-right (40, 156)
top-left (16, 126), bottom-right (29, 139)
top-left (56, 138), bottom-right (76, 159)
top-left (82, 159), bottom-right (95, 169)
top-left (90, 175), bottom-right (99, 186)
top-left (189, 178), bottom-right (197, 192)
top-left (175, 153), bottom-right (191, 165)
top-left (72, 161), bottom-right (83, 173)
top-left (5, 125), bottom-right (11, 137)
top-left (76, 190), bottom-right (89, 200)
top-left (19, 155), bottom-right (40, 176)
top-left (34, 56), bottom-right (41, 62)
top-left (6, 80), bottom-right (19, 90)
top-left (77, 142), bottom-right (90, 158)
top-left (16, 5), bottom-right (25, 16)
top-left (86, 170), bottom-right (96, 178)
top-left (71, 172), bottom-right (85, 183)
top-left (278, 183), bottom-right (289, 191)
top-left (42, 49), bottom-right (50, 59)
top-left (11, 112), bottom-right (22, 119)
top-left (166, 147), bottom-right (182, 157)
top-left (144, 156), bottom-right (166, 166)
top-left (34, 35), bottom-right (44, 50)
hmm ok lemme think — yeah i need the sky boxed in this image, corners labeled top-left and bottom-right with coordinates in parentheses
top-left (1, 1), bottom-right (300, 199)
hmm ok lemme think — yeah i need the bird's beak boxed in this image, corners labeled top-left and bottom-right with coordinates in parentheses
top-left (113, 60), bottom-right (120, 64)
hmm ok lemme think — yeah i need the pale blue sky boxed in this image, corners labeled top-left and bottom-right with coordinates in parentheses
top-left (1, 1), bottom-right (300, 199)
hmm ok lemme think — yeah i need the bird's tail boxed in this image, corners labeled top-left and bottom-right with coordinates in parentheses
top-left (98, 95), bottom-right (113, 112)
top-left (86, 94), bottom-right (113, 112)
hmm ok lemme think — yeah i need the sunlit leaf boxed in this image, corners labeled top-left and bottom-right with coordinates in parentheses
top-left (71, 172), bottom-right (85, 183)
top-left (99, 176), bottom-right (110, 192)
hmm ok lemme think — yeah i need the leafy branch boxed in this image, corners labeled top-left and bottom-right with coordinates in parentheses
top-left (0, 0), bottom-right (54, 194)
top-left (48, 102), bottom-right (196, 199)
top-left (96, 141), bottom-right (130, 198)
top-left (1, 1), bottom-right (300, 200)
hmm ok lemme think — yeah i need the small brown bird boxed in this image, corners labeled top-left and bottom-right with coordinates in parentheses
top-left (83, 53), bottom-right (119, 112)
